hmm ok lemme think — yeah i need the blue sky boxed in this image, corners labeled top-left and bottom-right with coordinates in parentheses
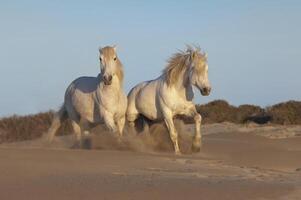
top-left (0, 0), bottom-right (300, 116)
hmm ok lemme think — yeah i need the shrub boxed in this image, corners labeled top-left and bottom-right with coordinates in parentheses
top-left (267, 101), bottom-right (301, 125)
top-left (196, 100), bottom-right (301, 125)
top-left (196, 100), bottom-right (237, 123)
top-left (1, 100), bottom-right (300, 143)
top-left (0, 111), bottom-right (72, 143)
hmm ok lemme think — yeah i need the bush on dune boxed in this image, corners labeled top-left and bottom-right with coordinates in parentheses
top-left (0, 111), bottom-right (72, 143)
top-left (0, 112), bottom-right (52, 143)
top-left (267, 101), bottom-right (301, 125)
top-left (196, 100), bottom-right (301, 125)
top-left (236, 104), bottom-right (269, 124)
top-left (0, 100), bottom-right (300, 143)
top-left (196, 100), bottom-right (237, 123)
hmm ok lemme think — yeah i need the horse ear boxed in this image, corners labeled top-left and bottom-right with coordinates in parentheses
top-left (113, 45), bottom-right (117, 52)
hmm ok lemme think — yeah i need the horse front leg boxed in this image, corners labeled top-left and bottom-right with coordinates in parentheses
top-left (163, 110), bottom-right (181, 155)
top-left (179, 103), bottom-right (203, 153)
top-left (103, 111), bottom-right (117, 132)
top-left (192, 113), bottom-right (202, 152)
top-left (116, 116), bottom-right (125, 141)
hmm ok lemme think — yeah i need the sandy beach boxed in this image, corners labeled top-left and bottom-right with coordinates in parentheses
top-left (1, 123), bottom-right (301, 200)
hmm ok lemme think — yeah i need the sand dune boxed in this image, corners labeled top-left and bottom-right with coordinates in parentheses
top-left (1, 123), bottom-right (301, 200)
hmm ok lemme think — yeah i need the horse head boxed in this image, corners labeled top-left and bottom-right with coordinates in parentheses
top-left (99, 46), bottom-right (124, 85)
top-left (188, 47), bottom-right (211, 96)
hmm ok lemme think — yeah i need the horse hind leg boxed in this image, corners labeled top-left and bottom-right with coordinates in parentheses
top-left (127, 112), bottom-right (137, 127)
top-left (47, 105), bottom-right (67, 142)
top-left (126, 113), bottom-right (139, 135)
top-left (71, 120), bottom-right (83, 148)
top-left (127, 114), bottom-right (151, 136)
top-left (138, 115), bottom-right (150, 134)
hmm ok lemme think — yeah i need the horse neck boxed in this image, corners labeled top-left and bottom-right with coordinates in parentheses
top-left (172, 67), bottom-right (194, 100)
top-left (171, 67), bottom-right (190, 88)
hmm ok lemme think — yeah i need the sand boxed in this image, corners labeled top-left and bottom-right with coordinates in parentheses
top-left (1, 122), bottom-right (301, 200)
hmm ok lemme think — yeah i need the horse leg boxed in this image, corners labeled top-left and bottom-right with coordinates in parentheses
top-left (192, 113), bottom-right (202, 152)
top-left (81, 120), bottom-right (91, 136)
top-left (103, 111), bottom-right (117, 132)
top-left (141, 118), bottom-right (150, 134)
top-left (71, 120), bottom-right (83, 148)
top-left (116, 116), bottom-right (125, 140)
top-left (47, 114), bottom-right (61, 142)
top-left (127, 113), bottom-right (137, 127)
top-left (47, 105), bottom-right (67, 142)
top-left (163, 111), bottom-right (181, 155)
top-left (126, 113), bottom-right (139, 135)
top-left (179, 104), bottom-right (203, 153)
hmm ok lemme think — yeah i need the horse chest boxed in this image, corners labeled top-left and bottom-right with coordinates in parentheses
top-left (97, 90), bottom-right (126, 115)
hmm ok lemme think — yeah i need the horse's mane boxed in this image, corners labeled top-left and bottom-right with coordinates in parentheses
top-left (163, 46), bottom-right (203, 86)
top-left (115, 58), bottom-right (124, 83)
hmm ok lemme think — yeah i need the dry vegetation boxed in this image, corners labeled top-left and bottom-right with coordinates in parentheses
top-left (0, 111), bottom-right (72, 143)
top-left (0, 100), bottom-right (300, 143)
top-left (197, 100), bottom-right (301, 124)
top-left (196, 100), bottom-right (267, 124)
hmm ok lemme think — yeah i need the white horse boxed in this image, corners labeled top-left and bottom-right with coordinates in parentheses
top-left (47, 46), bottom-right (127, 146)
top-left (127, 46), bottom-right (211, 154)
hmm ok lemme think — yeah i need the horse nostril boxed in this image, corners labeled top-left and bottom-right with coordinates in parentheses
top-left (201, 87), bottom-right (211, 95)
top-left (103, 75), bottom-right (113, 85)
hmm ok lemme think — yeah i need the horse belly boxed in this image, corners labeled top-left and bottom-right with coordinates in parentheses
top-left (71, 92), bottom-right (99, 123)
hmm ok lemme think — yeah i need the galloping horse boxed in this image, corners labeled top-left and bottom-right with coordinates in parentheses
top-left (127, 46), bottom-right (211, 154)
top-left (47, 46), bottom-right (127, 146)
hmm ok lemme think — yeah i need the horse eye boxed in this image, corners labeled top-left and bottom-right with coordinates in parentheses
top-left (99, 57), bottom-right (102, 61)
top-left (114, 57), bottom-right (117, 61)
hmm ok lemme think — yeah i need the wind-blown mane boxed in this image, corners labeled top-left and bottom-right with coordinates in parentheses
top-left (163, 46), bottom-right (203, 86)
top-left (115, 58), bottom-right (124, 84)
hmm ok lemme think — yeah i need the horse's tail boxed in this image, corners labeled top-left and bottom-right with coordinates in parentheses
top-left (46, 104), bottom-right (68, 142)
top-left (133, 115), bottom-right (150, 133)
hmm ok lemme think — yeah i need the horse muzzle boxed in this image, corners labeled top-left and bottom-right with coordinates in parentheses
top-left (200, 87), bottom-right (211, 96)
top-left (103, 75), bottom-right (113, 85)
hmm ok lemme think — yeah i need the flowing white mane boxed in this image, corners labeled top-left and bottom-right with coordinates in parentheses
top-left (163, 46), bottom-right (206, 85)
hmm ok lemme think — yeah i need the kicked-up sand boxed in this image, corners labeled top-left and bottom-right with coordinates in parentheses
top-left (1, 122), bottom-right (301, 200)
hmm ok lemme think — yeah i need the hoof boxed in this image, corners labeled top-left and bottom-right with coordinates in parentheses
top-left (175, 150), bottom-right (182, 156)
top-left (191, 141), bottom-right (202, 153)
top-left (116, 137), bottom-right (123, 144)
top-left (71, 141), bottom-right (83, 149)
top-left (46, 135), bottom-right (54, 143)
top-left (191, 145), bottom-right (201, 153)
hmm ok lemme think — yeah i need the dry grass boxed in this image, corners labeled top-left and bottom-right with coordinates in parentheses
top-left (0, 111), bottom-right (72, 143)
top-left (0, 100), bottom-right (300, 143)
top-left (196, 100), bottom-right (300, 125)
top-left (266, 100), bottom-right (301, 125)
